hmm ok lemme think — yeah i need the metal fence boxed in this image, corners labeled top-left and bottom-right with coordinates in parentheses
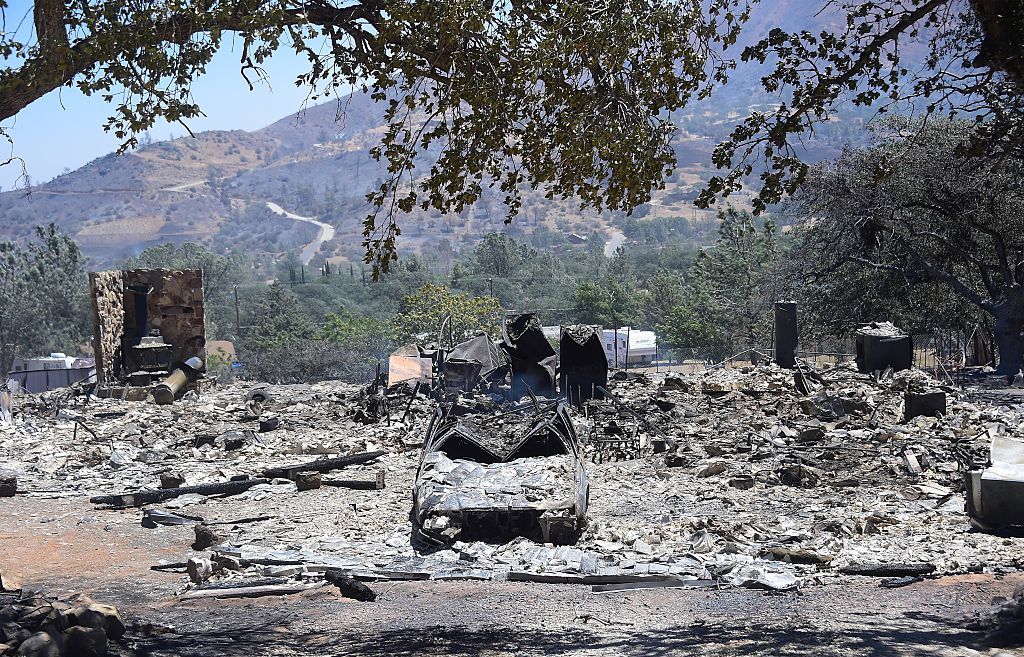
top-left (653, 333), bottom-right (971, 385)
top-left (6, 367), bottom-right (95, 394)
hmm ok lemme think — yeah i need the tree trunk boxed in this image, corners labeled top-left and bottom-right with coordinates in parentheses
top-left (992, 295), bottom-right (1024, 374)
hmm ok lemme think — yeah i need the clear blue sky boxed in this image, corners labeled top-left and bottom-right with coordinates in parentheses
top-left (0, 1), bottom-right (327, 190)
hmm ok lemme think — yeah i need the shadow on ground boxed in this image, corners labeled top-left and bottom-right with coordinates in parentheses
top-left (126, 614), bottom-right (987, 657)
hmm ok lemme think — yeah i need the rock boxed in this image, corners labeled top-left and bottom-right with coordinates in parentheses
top-left (15, 632), bottom-right (60, 657)
top-left (62, 626), bottom-right (106, 657)
top-left (696, 462), bottom-right (728, 478)
top-left (191, 524), bottom-right (223, 551)
top-left (15, 606), bottom-right (54, 633)
top-left (0, 622), bottom-right (30, 646)
top-left (159, 471), bottom-right (185, 489)
top-left (0, 569), bottom-right (22, 593)
top-left (68, 604), bottom-right (124, 641)
top-left (84, 605), bottom-right (123, 642)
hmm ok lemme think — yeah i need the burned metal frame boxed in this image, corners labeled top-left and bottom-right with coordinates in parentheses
top-left (413, 399), bottom-right (589, 545)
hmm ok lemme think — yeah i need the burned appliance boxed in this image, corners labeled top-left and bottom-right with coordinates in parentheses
top-left (126, 331), bottom-right (174, 387)
top-left (559, 324), bottom-right (607, 405)
top-left (413, 400), bottom-right (588, 545)
top-left (855, 322), bottom-right (912, 374)
top-left (441, 333), bottom-right (510, 394)
top-left (502, 313), bottom-right (556, 399)
top-left (966, 432), bottom-right (1024, 529)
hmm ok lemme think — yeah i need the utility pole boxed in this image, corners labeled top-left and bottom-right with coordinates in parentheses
top-left (233, 286), bottom-right (241, 336)
top-left (488, 278), bottom-right (494, 297)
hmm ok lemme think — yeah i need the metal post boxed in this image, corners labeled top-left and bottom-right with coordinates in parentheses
top-left (625, 326), bottom-right (631, 371)
top-left (774, 301), bottom-right (798, 369)
top-left (233, 286), bottom-right (241, 336)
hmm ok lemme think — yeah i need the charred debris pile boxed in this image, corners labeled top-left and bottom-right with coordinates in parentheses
top-left (2, 312), bottom-right (1024, 599)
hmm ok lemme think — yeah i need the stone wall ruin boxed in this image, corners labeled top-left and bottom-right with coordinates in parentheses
top-left (89, 268), bottom-right (205, 388)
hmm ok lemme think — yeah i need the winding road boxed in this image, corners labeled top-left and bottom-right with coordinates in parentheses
top-left (158, 179), bottom-right (335, 265)
top-left (604, 229), bottom-right (626, 257)
top-left (265, 201), bottom-right (336, 265)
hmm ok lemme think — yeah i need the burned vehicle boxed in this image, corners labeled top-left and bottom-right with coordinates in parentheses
top-left (413, 399), bottom-right (588, 545)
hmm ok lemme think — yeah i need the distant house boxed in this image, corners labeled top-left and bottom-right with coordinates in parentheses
top-left (602, 328), bottom-right (657, 367)
top-left (7, 353), bottom-right (96, 393)
top-left (206, 340), bottom-right (237, 364)
top-left (566, 233), bottom-right (588, 245)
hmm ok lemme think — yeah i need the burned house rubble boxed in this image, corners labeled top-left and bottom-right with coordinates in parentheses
top-left (0, 296), bottom-right (1023, 611)
top-left (4, 345), bottom-right (1024, 598)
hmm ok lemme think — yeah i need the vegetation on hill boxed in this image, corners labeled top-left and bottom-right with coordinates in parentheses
top-left (3, 0), bottom-right (1021, 272)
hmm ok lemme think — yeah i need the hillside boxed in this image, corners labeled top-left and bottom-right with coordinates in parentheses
top-left (0, 2), bottom-right (878, 266)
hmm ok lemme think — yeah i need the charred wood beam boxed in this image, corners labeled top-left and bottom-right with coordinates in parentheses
top-left (90, 478), bottom-right (270, 508)
top-left (261, 450), bottom-right (385, 480)
top-left (322, 470), bottom-right (386, 490)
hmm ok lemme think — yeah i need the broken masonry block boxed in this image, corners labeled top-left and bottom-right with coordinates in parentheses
top-left (186, 558), bottom-right (215, 585)
top-left (294, 471), bottom-right (322, 492)
top-left (158, 471), bottom-right (184, 490)
top-left (258, 416), bottom-right (281, 432)
top-left (904, 391), bottom-right (946, 421)
top-left (728, 474), bottom-right (755, 490)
